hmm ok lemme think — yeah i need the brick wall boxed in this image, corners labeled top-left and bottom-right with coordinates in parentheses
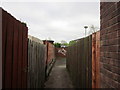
top-left (43, 40), bottom-right (55, 77)
top-left (47, 42), bottom-right (55, 63)
top-left (43, 40), bottom-right (55, 64)
top-left (100, 2), bottom-right (120, 88)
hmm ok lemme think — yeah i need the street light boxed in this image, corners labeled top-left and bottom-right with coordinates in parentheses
top-left (84, 26), bottom-right (88, 37)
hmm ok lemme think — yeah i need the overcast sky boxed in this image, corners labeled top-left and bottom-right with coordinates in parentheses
top-left (1, 1), bottom-right (100, 43)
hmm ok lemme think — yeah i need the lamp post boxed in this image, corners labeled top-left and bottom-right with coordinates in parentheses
top-left (84, 26), bottom-right (88, 37)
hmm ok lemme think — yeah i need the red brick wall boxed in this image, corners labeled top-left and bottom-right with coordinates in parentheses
top-left (100, 2), bottom-right (120, 88)
top-left (47, 42), bottom-right (55, 63)
top-left (43, 41), bottom-right (55, 64)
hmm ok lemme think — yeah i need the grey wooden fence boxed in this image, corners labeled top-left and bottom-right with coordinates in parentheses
top-left (28, 35), bottom-right (46, 88)
top-left (66, 35), bottom-right (92, 88)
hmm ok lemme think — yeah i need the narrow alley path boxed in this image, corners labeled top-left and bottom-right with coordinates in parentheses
top-left (44, 58), bottom-right (74, 88)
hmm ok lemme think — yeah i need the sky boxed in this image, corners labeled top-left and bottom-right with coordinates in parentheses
top-left (1, 0), bottom-right (100, 43)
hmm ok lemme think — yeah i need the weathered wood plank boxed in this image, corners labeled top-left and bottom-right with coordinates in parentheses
top-left (5, 13), bottom-right (14, 88)
top-left (12, 19), bottom-right (19, 88)
top-left (0, 8), bottom-right (2, 89)
top-left (21, 24), bottom-right (28, 88)
top-left (28, 36), bottom-right (46, 88)
top-left (2, 9), bottom-right (28, 89)
top-left (17, 21), bottom-right (23, 88)
top-left (66, 33), bottom-right (98, 88)
top-left (95, 31), bottom-right (100, 88)
top-left (2, 9), bottom-right (8, 89)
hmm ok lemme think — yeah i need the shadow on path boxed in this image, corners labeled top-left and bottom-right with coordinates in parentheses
top-left (44, 57), bottom-right (74, 88)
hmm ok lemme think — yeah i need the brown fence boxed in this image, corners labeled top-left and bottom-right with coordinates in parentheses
top-left (0, 8), bottom-right (2, 89)
top-left (92, 32), bottom-right (100, 88)
top-left (2, 9), bottom-right (55, 89)
top-left (2, 9), bottom-right (28, 88)
top-left (66, 35), bottom-right (92, 88)
top-left (66, 31), bottom-right (100, 88)
top-left (28, 36), bottom-right (46, 88)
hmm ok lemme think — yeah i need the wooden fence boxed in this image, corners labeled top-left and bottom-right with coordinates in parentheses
top-left (2, 9), bottom-right (28, 88)
top-left (92, 32), bottom-right (100, 88)
top-left (0, 8), bottom-right (2, 89)
top-left (28, 36), bottom-right (46, 88)
top-left (66, 31), bottom-right (100, 88)
top-left (2, 8), bottom-right (58, 89)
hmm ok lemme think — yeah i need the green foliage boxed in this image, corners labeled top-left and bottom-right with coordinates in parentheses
top-left (61, 40), bottom-right (69, 47)
top-left (54, 40), bottom-right (75, 47)
top-left (69, 40), bottom-right (76, 46)
top-left (54, 43), bottom-right (61, 48)
top-left (63, 43), bottom-right (69, 47)
top-left (21, 22), bottom-right (27, 26)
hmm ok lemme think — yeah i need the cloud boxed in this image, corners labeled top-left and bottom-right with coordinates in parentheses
top-left (1, 2), bottom-right (100, 42)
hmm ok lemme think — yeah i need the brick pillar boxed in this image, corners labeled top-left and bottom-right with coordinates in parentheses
top-left (100, 2), bottom-right (120, 88)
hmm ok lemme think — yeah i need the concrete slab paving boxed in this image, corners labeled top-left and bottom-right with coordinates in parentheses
top-left (44, 58), bottom-right (74, 88)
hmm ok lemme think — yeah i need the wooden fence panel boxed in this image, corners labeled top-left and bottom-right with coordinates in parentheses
top-left (2, 9), bottom-right (7, 89)
top-left (0, 8), bottom-right (2, 89)
top-left (2, 9), bottom-right (28, 89)
top-left (28, 36), bottom-right (46, 88)
top-left (88, 36), bottom-right (92, 88)
top-left (92, 32), bottom-right (100, 88)
top-left (66, 35), bottom-right (93, 88)
top-left (12, 20), bottom-right (19, 88)
top-left (67, 32), bottom-right (100, 88)
top-left (5, 13), bottom-right (14, 88)
top-left (22, 25), bottom-right (28, 88)
top-left (17, 22), bottom-right (23, 88)
top-left (96, 32), bottom-right (100, 88)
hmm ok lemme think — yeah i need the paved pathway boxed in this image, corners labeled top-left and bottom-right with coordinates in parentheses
top-left (44, 58), bottom-right (74, 88)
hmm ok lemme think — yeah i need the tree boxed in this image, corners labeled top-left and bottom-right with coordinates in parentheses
top-left (69, 40), bottom-right (76, 46)
top-left (61, 40), bottom-right (69, 47)
top-left (21, 22), bottom-right (27, 26)
top-left (88, 25), bottom-right (99, 35)
top-left (54, 43), bottom-right (61, 48)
